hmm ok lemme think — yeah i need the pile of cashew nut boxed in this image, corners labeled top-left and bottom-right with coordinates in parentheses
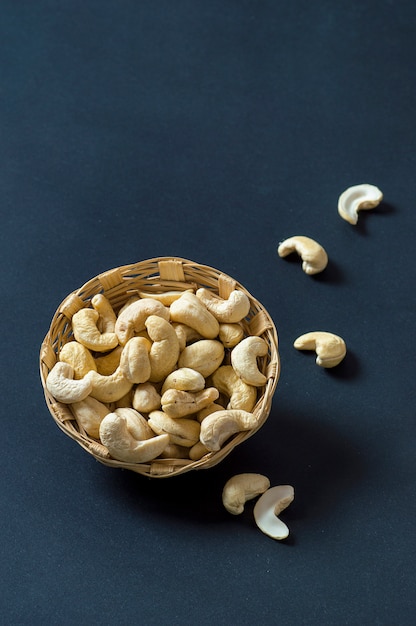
top-left (46, 288), bottom-right (271, 465)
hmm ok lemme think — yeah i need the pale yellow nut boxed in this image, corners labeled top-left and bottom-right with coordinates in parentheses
top-left (196, 402), bottom-right (224, 423)
top-left (199, 409), bottom-right (259, 452)
top-left (169, 292), bottom-right (219, 339)
top-left (114, 389), bottom-right (134, 409)
top-left (159, 443), bottom-right (190, 459)
top-left (178, 339), bottom-right (225, 378)
top-left (222, 473), bottom-right (270, 515)
top-left (114, 407), bottom-right (155, 441)
top-left (294, 331), bottom-right (346, 368)
top-left (59, 341), bottom-right (97, 379)
top-left (161, 368), bottom-right (205, 394)
top-left (277, 236), bottom-right (328, 275)
top-left (148, 410), bottom-right (201, 447)
top-left (70, 397), bottom-right (111, 439)
top-left (172, 323), bottom-right (203, 350)
top-left (218, 323), bottom-right (244, 348)
top-left (99, 413), bottom-right (170, 464)
top-left (137, 289), bottom-right (194, 305)
top-left (189, 441), bottom-right (210, 461)
top-left (338, 183), bottom-right (383, 225)
top-left (145, 315), bottom-right (180, 383)
top-left (132, 382), bottom-right (161, 414)
top-left (91, 294), bottom-right (117, 333)
top-left (46, 362), bottom-right (93, 404)
top-left (231, 336), bottom-right (268, 387)
top-left (161, 387), bottom-right (219, 418)
top-left (85, 367), bottom-right (133, 403)
top-left (253, 485), bottom-right (294, 540)
top-left (94, 346), bottom-right (123, 376)
top-left (195, 288), bottom-right (251, 323)
top-left (118, 336), bottom-right (151, 384)
top-left (115, 297), bottom-right (170, 345)
top-left (211, 365), bottom-right (257, 412)
top-left (72, 308), bottom-right (119, 352)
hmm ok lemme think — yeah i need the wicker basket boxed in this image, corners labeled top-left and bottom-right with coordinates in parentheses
top-left (39, 257), bottom-right (280, 478)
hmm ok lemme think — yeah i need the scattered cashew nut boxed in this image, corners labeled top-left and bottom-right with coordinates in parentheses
top-left (199, 409), bottom-right (259, 452)
top-left (72, 308), bottom-right (119, 352)
top-left (338, 183), bottom-right (383, 225)
top-left (253, 485), bottom-right (294, 540)
top-left (231, 336), bottom-right (268, 387)
top-left (294, 331), bottom-right (346, 368)
top-left (46, 362), bottom-right (93, 404)
top-left (222, 473), bottom-right (270, 515)
top-left (277, 236), bottom-right (328, 275)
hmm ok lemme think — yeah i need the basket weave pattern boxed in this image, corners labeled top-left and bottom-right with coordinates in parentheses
top-left (40, 257), bottom-right (280, 477)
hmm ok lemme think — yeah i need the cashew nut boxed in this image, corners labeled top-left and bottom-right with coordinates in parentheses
top-left (195, 288), bottom-right (250, 323)
top-left (338, 183), bottom-right (383, 225)
top-left (161, 368), bottom-right (205, 394)
top-left (72, 308), bottom-right (119, 352)
top-left (172, 323), bottom-right (204, 350)
top-left (94, 346), bottom-right (123, 376)
top-left (161, 387), bottom-right (219, 418)
top-left (132, 382), bottom-right (161, 414)
top-left (231, 336), bottom-right (268, 387)
top-left (59, 341), bottom-right (97, 378)
top-left (119, 336), bottom-right (151, 384)
top-left (199, 409), bottom-right (259, 452)
top-left (148, 410), bottom-right (200, 447)
top-left (70, 396), bottom-right (111, 439)
top-left (169, 292), bottom-right (219, 339)
top-left (85, 367), bottom-right (133, 403)
top-left (222, 473), bottom-right (270, 515)
top-left (277, 236), bottom-right (328, 275)
top-left (294, 331), bottom-right (346, 368)
top-left (115, 298), bottom-right (170, 345)
top-left (137, 289), bottom-right (193, 305)
top-left (178, 339), bottom-right (225, 378)
top-left (145, 315), bottom-right (180, 383)
top-left (196, 402), bottom-right (224, 423)
top-left (99, 412), bottom-right (170, 463)
top-left (218, 323), bottom-right (244, 348)
top-left (189, 441), bottom-right (210, 461)
top-left (114, 407), bottom-right (155, 441)
top-left (91, 294), bottom-right (117, 333)
top-left (46, 362), bottom-right (93, 403)
top-left (253, 485), bottom-right (294, 540)
top-left (211, 365), bottom-right (257, 412)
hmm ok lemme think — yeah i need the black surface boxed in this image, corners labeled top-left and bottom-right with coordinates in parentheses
top-left (2, 1), bottom-right (415, 624)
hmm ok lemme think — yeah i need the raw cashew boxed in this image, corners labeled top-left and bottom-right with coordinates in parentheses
top-left (59, 341), bottom-right (97, 378)
top-left (72, 308), bottom-right (119, 352)
top-left (114, 407), bottom-right (155, 441)
top-left (137, 289), bottom-right (193, 305)
top-left (159, 443), bottom-right (190, 459)
top-left (277, 236), bottom-right (328, 275)
top-left (172, 323), bottom-right (204, 350)
top-left (148, 410), bottom-right (200, 447)
top-left (199, 409), bottom-right (259, 452)
top-left (294, 331), bottom-right (346, 368)
top-left (94, 346), bottom-right (123, 376)
top-left (85, 367), bottom-right (133, 403)
top-left (178, 339), bottom-right (225, 378)
top-left (222, 473), bottom-right (270, 515)
top-left (46, 362), bottom-right (93, 404)
top-left (115, 298), bottom-right (170, 345)
top-left (253, 485), bottom-right (294, 540)
top-left (91, 294), bottom-right (117, 333)
top-left (218, 323), bottom-right (244, 348)
top-left (99, 412), bottom-right (170, 463)
top-left (145, 315), bottom-right (180, 383)
top-left (132, 383), bottom-right (161, 413)
top-left (189, 441), bottom-right (210, 461)
top-left (231, 336), bottom-right (268, 387)
top-left (196, 402), bottom-right (224, 423)
top-left (211, 365), bottom-right (257, 412)
top-left (161, 387), bottom-right (219, 418)
top-left (338, 183), bottom-right (383, 225)
top-left (161, 368), bottom-right (205, 394)
top-left (169, 292), bottom-right (219, 339)
top-left (70, 396), bottom-right (111, 439)
top-left (119, 336), bottom-right (151, 384)
top-left (195, 288), bottom-right (251, 323)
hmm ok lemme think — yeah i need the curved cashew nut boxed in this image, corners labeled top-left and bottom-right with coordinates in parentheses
top-left (196, 402), bottom-right (224, 423)
top-left (231, 336), bottom-right (268, 387)
top-left (195, 288), bottom-right (250, 323)
top-left (161, 367), bottom-right (205, 394)
top-left (211, 365), bottom-right (257, 412)
top-left (91, 294), bottom-right (117, 333)
top-left (169, 292), bottom-right (219, 339)
top-left (115, 298), bottom-right (170, 345)
top-left (59, 341), bottom-right (97, 379)
top-left (145, 315), bottom-right (180, 383)
top-left (253, 485), bottom-right (294, 540)
top-left (70, 396), bottom-right (111, 439)
top-left (199, 409), bottom-right (259, 452)
top-left (113, 407), bottom-right (155, 441)
top-left (94, 345), bottom-right (123, 376)
top-left (119, 336), bottom-right (151, 384)
top-left (161, 387), bottom-right (219, 418)
top-left (46, 362), bottom-right (93, 403)
top-left (338, 183), bottom-right (383, 225)
top-left (72, 308), bottom-right (119, 352)
top-left (277, 236), bottom-right (328, 275)
top-left (148, 410), bottom-right (201, 447)
top-left (178, 340), bottom-right (225, 378)
top-left (132, 382), bottom-right (161, 414)
top-left (99, 412), bottom-right (170, 463)
top-left (189, 441), bottom-right (210, 461)
top-left (85, 367), bottom-right (133, 403)
top-left (294, 331), bottom-right (346, 368)
top-left (218, 323), bottom-right (244, 348)
top-left (137, 288), bottom-right (193, 305)
top-left (222, 473), bottom-right (271, 515)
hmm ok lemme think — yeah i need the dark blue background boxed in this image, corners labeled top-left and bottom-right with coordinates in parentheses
top-left (1, 1), bottom-right (415, 624)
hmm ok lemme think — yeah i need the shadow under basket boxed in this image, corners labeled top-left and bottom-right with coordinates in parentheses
top-left (39, 257), bottom-right (280, 478)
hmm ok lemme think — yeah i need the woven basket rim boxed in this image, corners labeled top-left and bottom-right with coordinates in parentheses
top-left (39, 256), bottom-right (280, 478)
